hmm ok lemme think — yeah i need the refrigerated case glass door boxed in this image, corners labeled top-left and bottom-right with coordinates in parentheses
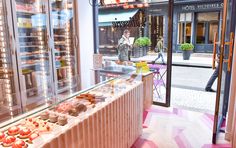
top-left (12, 0), bottom-right (53, 109)
top-left (50, 0), bottom-right (78, 95)
top-left (0, 0), bottom-right (21, 122)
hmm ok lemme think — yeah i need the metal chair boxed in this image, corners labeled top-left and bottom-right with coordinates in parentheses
top-left (148, 64), bottom-right (167, 98)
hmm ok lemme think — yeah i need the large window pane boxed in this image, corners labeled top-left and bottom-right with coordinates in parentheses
top-left (208, 22), bottom-right (219, 44)
top-left (185, 23), bottom-right (191, 43)
top-left (178, 22), bottom-right (185, 44)
top-left (196, 22), bottom-right (206, 44)
top-left (197, 12), bottom-right (219, 22)
top-left (185, 13), bottom-right (192, 21)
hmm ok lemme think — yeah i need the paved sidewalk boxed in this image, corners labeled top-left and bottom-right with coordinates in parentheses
top-left (103, 52), bottom-right (213, 67)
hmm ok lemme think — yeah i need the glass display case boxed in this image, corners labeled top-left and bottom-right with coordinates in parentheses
top-left (50, 0), bottom-right (78, 94)
top-left (12, 0), bottom-right (54, 109)
top-left (0, 73), bottom-right (141, 147)
top-left (0, 0), bottom-right (22, 123)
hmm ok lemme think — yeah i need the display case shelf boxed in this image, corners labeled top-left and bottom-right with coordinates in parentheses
top-left (20, 45), bottom-right (44, 48)
top-left (18, 36), bottom-right (44, 38)
top-left (17, 10), bottom-right (45, 15)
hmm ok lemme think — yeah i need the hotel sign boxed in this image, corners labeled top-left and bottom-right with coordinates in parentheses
top-left (181, 3), bottom-right (223, 11)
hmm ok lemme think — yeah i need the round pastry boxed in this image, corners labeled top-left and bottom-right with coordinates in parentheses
top-left (12, 139), bottom-right (27, 148)
top-left (58, 116), bottom-right (68, 126)
top-left (28, 132), bottom-right (39, 143)
top-left (19, 128), bottom-right (31, 139)
top-left (2, 136), bottom-right (16, 147)
top-left (49, 114), bottom-right (58, 123)
top-left (0, 131), bottom-right (5, 142)
top-left (75, 103), bottom-right (87, 113)
top-left (8, 126), bottom-right (20, 136)
top-left (40, 111), bottom-right (49, 120)
top-left (68, 108), bottom-right (78, 116)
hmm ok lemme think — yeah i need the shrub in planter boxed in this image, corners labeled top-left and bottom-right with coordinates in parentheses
top-left (180, 43), bottom-right (194, 60)
top-left (134, 37), bottom-right (151, 57)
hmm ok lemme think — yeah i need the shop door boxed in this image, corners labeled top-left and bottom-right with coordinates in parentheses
top-left (212, 0), bottom-right (235, 144)
top-left (152, 1), bottom-right (173, 107)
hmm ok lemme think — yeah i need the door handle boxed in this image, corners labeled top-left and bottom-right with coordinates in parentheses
top-left (212, 32), bottom-right (218, 69)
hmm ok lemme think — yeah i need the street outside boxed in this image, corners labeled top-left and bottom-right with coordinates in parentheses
top-left (104, 52), bottom-right (217, 113)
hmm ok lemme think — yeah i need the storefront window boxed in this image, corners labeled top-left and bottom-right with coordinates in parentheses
top-left (178, 13), bottom-right (192, 44)
top-left (196, 12), bottom-right (219, 44)
top-left (208, 22), bottom-right (219, 43)
top-left (196, 22), bottom-right (206, 44)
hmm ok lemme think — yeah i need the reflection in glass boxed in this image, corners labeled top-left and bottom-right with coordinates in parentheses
top-left (51, 0), bottom-right (77, 95)
top-left (15, 0), bottom-right (53, 109)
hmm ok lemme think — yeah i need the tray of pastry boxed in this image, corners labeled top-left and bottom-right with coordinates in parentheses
top-left (51, 99), bottom-right (88, 117)
top-left (0, 110), bottom-right (72, 147)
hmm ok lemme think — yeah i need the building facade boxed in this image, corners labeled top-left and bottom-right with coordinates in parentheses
top-left (98, 0), bottom-right (223, 54)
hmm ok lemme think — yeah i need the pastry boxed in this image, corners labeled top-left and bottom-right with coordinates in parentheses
top-left (28, 132), bottom-right (39, 143)
top-left (58, 116), bottom-right (68, 126)
top-left (2, 136), bottom-right (16, 147)
top-left (12, 139), bottom-right (27, 148)
top-left (49, 114), bottom-right (58, 123)
top-left (0, 131), bottom-right (5, 142)
top-left (40, 111), bottom-right (49, 120)
top-left (75, 103), bottom-right (87, 113)
top-left (68, 108), bottom-right (78, 116)
top-left (8, 126), bottom-right (20, 136)
top-left (19, 128), bottom-right (31, 139)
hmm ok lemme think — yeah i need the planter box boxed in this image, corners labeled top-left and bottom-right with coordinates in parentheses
top-left (133, 47), bottom-right (143, 58)
top-left (182, 50), bottom-right (192, 60)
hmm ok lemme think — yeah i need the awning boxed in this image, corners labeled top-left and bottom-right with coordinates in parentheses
top-left (98, 9), bottom-right (139, 27)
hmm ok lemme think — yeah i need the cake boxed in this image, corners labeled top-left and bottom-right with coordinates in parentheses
top-left (28, 132), bottom-right (39, 143)
top-left (58, 116), bottom-right (68, 126)
top-left (12, 139), bottom-right (27, 148)
top-left (0, 131), bottom-right (5, 142)
top-left (2, 136), bottom-right (16, 147)
top-left (19, 128), bottom-right (31, 139)
top-left (40, 111), bottom-right (49, 120)
top-left (49, 114), bottom-right (58, 123)
top-left (8, 126), bottom-right (20, 136)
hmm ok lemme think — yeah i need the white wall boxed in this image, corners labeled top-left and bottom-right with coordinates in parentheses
top-left (76, 0), bottom-right (95, 89)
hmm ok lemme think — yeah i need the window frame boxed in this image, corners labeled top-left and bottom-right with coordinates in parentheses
top-left (177, 13), bottom-right (193, 44)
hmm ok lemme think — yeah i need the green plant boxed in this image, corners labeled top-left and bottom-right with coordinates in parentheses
top-left (142, 37), bottom-right (151, 46)
top-left (134, 37), bottom-right (151, 47)
top-left (180, 43), bottom-right (194, 51)
top-left (134, 37), bottom-right (145, 47)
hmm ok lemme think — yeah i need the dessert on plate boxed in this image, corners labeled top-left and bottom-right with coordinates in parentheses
top-left (2, 136), bottom-right (16, 147)
top-left (12, 139), bottom-right (27, 148)
top-left (19, 128), bottom-right (31, 139)
top-left (0, 131), bottom-right (5, 142)
top-left (8, 126), bottom-right (20, 136)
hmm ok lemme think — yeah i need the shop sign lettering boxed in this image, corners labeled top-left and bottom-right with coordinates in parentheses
top-left (182, 3), bottom-right (223, 11)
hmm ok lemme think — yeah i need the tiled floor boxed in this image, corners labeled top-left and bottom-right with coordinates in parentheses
top-left (132, 105), bottom-right (231, 148)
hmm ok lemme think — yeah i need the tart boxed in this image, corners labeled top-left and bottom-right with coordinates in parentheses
top-left (49, 114), bottom-right (58, 123)
top-left (19, 128), bottom-right (31, 139)
top-left (0, 131), bottom-right (5, 142)
top-left (2, 136), bottom-right (16, 147)
top-left (40, 111), bottom-right (49, 120)
top-left (12, 139), bottom-right (27, 148)
top-left (58, 116), bottom-right (68, 126)
top-left (8, 126), bottom-right (20, 136)
top-left (28, 132), bottom-right (39, 143)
